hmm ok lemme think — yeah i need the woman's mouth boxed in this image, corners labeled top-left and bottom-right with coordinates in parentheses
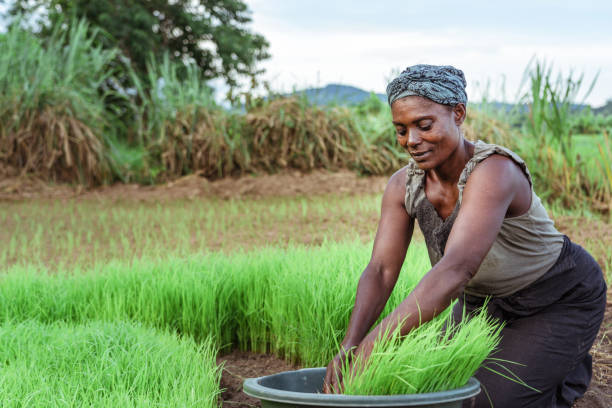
top-left (411, 150), bottom-right (431, 161)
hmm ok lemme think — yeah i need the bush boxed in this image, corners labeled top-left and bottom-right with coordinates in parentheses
top-left (0, 19), bottom-right (119, 185)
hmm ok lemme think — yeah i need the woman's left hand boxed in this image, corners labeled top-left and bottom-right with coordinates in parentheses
top-left (345, 332), bottom-right (377, 381)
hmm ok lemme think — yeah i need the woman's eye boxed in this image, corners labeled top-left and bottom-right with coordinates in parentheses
top-left (396, 128), bottom-right (407, 136)
top-left (417, 120), bottom-right (433, 131)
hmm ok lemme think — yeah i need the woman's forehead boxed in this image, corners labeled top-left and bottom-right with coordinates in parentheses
top-left (391, 96), bottom-right (447, 121)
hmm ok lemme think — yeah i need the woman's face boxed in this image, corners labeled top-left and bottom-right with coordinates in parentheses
top-left (391, 96), bottom-right (465, 170)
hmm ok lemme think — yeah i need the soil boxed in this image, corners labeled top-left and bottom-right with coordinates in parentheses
top-left (1, 171), bottom-right (610, 407)
top-left (217, 350), bottom-right (300, 408)
top-left (0, 170), bottom-right (388, 202)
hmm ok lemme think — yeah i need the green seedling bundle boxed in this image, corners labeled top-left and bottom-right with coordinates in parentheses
top-left (341, 307), bottom-right (503, 395)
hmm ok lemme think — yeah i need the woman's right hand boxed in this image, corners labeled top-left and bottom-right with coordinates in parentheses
top-left (323, 344), bottom-right (356, 394)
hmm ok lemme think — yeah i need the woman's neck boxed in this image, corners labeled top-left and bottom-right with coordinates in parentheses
top-left (428, 139), bottom-right (474, 186)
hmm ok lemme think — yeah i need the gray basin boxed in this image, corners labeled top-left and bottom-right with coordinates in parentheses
top-left (243, 367), bottom-right (480, 408)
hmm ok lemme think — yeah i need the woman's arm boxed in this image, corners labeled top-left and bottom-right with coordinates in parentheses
top-left (323, 167), bottom-right (414, 392)
top-left (352, 155), bottom-right (530, 363)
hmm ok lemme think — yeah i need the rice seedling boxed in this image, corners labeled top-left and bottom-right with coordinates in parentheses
top-left (0, 239), bottom-right (531, 403)
top-left (340, 306), bottom-right (504, 395)
top-left (0, 241), bottom-right (431, 365)
top-left (0, 194), bottom-right (385, 270)
top-left (0, 320), bottom-right (221, 408)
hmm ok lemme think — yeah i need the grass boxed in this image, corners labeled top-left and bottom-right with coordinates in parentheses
top-left (0, 241), bottom-right (431, 365)
top-left (0, 320), bottom-right (221, 408)
top-left (0, 19), bottom-right (119, 184)
top-left (2, 240), bottom-right (528, 402)
top-left (1, 20), bottom-right (610, 215)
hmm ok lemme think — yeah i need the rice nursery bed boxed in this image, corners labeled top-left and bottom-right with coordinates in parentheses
top-left (0, 241), bottom-right (504, 406)
top-left (0, 321), bottom-right (221, 407)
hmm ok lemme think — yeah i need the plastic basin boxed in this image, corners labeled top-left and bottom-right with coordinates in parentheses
top-left (243, 367), bottom-right (480, 408)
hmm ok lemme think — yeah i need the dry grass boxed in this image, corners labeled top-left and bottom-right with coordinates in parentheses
top-left (246, 97), bottom-right (403, 175)
top-left (0, 19), bottom-right (117, 186)
top-left (150, 97), bottom-right (404, 181)
top-left (154, 108), bottom-right (248, 179)
top-left (246, 98), bottom-right (359, 171)
top-left (0, 109), bottom-right (109, 185)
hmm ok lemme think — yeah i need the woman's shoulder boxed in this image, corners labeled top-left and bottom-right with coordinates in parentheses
top-left (471, 140), bottom-right (526, 165)
top-left (385, 165), bottom-right (410, 195)
top-left (459, 140), bottom-right (532, 190)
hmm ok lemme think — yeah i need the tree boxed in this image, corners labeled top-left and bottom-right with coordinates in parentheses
top-left (10, 0), bottom-right (269, 88)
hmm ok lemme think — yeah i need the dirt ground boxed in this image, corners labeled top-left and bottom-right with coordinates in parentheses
top-left (0, 170), bottom-right (388, 202)
top-left (1, 171), bottom-right (610, 407)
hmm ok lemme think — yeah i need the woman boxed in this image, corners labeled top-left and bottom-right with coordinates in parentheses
top-left (322, 65), bottom-right (606, 408)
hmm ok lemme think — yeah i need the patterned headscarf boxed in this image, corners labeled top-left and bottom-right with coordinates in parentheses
top-left (386, 64), bottom-right (467, 106)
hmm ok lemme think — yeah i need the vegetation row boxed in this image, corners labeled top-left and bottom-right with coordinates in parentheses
top-left (0, 21), bottom-right (610, 212)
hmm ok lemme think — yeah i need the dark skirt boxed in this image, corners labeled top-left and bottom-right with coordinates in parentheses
top-left (456, 236), bottom-right (607, 408)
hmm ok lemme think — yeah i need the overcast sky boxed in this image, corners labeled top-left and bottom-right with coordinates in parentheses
top-left (244, 0), bottom-right (612, 106)
top-left (1, 1), bottom-right (610, 106)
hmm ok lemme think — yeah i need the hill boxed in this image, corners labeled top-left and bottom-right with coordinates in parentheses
top-left (293, 84), bottom-right (386, 106)
top-left (593, 100), bottom-right (612, 116)
top-left (293, 84), bottom-right (611, 116)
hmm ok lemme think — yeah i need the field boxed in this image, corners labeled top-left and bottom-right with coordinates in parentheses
top-left (1, 171), bottom-right (610, 407)
top-left (1, 19), bottom-right (612, 407)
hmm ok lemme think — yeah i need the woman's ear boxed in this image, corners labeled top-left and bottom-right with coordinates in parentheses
top-left (453, 103), bottom-right (466, 126)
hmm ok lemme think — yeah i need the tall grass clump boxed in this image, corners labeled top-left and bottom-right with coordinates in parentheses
top-left (340, 307), bottom-right (504, 395)
top-left (470, 59), bottom-right (611, 210)
top-left (520, 60), bottom-right (596, 166)
top-left (0, 19), bottom-right (119, 185)
top-left (131, 54), bottom-right (248, 181)
top-left (517, 60), bottom-right (608, 208)
top-left (246, 96), bottom-right (404, 176)
top-left (597, 131), bottom-right (612, 215)
top-left (0, 320), bottom-right (221, 408)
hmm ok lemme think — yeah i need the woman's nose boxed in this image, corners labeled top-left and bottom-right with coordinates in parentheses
top-left (407, 129), bottom-right (421, 147)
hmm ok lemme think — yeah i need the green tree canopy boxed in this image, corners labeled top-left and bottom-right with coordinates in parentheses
top-left (10, 0), bottom-right (269, 88)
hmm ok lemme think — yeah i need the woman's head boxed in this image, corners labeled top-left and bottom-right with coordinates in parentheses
top-left (386, 65), bottom-right (468, 170)
top-left (386, 64), bottom-right (467, 107)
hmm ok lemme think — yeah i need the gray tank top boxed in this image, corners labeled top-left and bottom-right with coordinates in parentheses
top-left (405, 140), bottom-right (564, 297)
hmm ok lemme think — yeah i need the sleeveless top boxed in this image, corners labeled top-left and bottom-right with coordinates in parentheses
top-left (404, 140), bottom-right (565, 297)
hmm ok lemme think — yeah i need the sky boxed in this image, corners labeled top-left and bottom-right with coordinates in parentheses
top-left (243, 0), bottom-right (612, 107)
top-left (1, 1), bottom-right (610, 106)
